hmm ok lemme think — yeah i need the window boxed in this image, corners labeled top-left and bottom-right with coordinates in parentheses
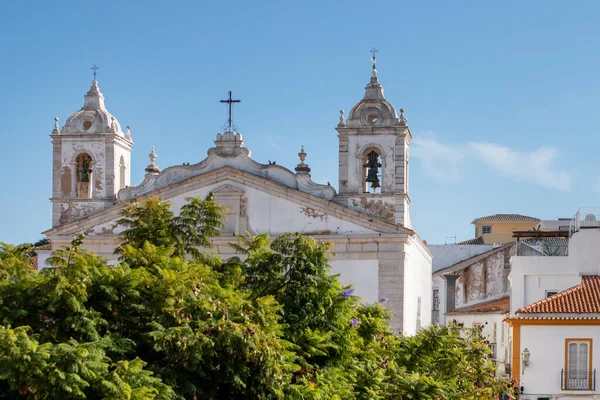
top-left (546, 290), bottom-right (558, 298)
top-left (482, 226), bottom-right (492, 234)
top-left (565, 339), bottom-right (592, 390)
top-left (432, 289), bottom-right (440, 325)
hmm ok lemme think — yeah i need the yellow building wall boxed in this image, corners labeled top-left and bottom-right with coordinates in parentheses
top-left (474, 221), bottom-right (539, 244)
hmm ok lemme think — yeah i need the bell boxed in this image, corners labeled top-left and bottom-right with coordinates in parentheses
top-left (365, 167), bottom-right (379, 183)
top-left (370, 180), bottom-right (380, 190)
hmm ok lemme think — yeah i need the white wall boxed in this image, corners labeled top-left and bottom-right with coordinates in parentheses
top-left (403, 236), bottom-right (432, 335)
top-left (331, 259), bottom-right (379, 304)
top-left (519, 324), bottom-right (600, 397)
top-left (509, 229), bottom-right (600, 313)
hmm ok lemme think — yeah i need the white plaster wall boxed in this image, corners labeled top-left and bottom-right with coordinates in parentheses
top-left (519, 325), bottom-right (600, 397)
top-left (403, 236), bottom-right (432, 335)
top-left (511, 229), bottom-right (600, 313)
top-left (330, 259), bottom-right (378, 304)
top-left (167, 180), bottom-right (377, 235)
top-left (36, 251), bottom-right (51, 271)
top-left (510, 256), bottom-right (575, 313)
top-left (429, 244), bottom-right (493, 272)
top-left (346, 135), bottom-right (397, 193)
top-left (114, 145), bottom-right (131, 193)
top-left (569, 229), bottom-right (600, 275)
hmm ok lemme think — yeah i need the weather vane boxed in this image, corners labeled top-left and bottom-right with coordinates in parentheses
top-left (91, 64), bottom-right (99, 81)
top-left (220, 90), bottom-right (241, 132)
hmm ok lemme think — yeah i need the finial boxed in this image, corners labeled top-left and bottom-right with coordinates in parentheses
top-left (91, 64), bottom-right (99, 81)
top-left (295, 145), bottom-right (311, 174)
top-left (145, 146), bottom-right (160, 174)
top-left (52, 117), bottom-right (60, 134)
top-left (338, 109), bottom-right (346, 127)
top-left (399, 108), bottom-right (408, 124)
top-left (370, 47), bottom-right (378, 77)
top-left (298, 145), bottom-right (307, 163)
top-left (126, 125), bottom-right (131, 139)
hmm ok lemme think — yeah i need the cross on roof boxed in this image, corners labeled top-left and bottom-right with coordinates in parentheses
top-left (370, 47), bottom-right (378, 68)
top-left (91, 64), bottom-right (99, 81)
top-left (220, 91), bottom-right (241, 132)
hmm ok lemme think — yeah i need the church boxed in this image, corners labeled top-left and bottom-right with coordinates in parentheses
top-left (39, 56), bottom-right (432, 335)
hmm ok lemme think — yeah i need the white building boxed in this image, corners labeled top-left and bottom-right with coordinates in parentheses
top-left (432, 243), bottom-right (514, 376)
top-left (38, 58), bottom-right (432, 334)
top-left (508, 209), bottom-right (600, 399)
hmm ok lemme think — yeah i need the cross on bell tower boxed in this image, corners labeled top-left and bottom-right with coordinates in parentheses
top-left (220, 91), bottom-right (241, 132)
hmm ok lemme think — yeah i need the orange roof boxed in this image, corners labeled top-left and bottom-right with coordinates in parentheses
top-left (516, 276), bottom-right (600, 314)
top-left (472, 214), bottom-right (539, 223)
top-left (447, 296), bottom-right (510, 315)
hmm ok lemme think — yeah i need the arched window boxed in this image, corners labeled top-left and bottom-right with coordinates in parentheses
top-left (119, 156), bottom-right (126, 190)
top-left (362, 148), bottom-right (382, 194)
top-left (76, 153), bottom-right (93, 199)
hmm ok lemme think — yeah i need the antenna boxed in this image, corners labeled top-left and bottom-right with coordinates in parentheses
top-left (445, 235), bottom-right (457, 245)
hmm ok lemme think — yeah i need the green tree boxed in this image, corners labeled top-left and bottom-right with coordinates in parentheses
top-left (0, 196), bottom-right (512, 399)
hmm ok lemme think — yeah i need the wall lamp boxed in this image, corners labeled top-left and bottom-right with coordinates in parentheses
top-left (521, 348), bottom-right (530, 371)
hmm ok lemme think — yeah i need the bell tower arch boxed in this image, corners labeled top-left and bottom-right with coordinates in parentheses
top-left (335, 52), bottom-right (411, 227)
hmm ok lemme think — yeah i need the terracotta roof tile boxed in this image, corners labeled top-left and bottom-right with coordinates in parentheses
top-left (35, 244), bottom-right (52, 251)
top-left (457, 236), bottom-right (485, 245)
top-left (447, 296), bottom-right (510, 315)
top-left (516, 276), bottom-right (600, 314)
top-left (472, 214), bottom-right (540, 223)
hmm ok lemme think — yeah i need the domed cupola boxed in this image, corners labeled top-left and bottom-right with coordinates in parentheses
top-left (344, 55), bottom-right (407, 129)
top-left (61, 80), bottom-right (125, 136)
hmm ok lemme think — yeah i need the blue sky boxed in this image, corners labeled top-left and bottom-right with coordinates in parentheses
top-left (1, 1), bottom-right (599, 245)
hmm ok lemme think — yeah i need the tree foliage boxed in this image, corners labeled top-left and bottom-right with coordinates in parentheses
top-left (0, 195), bottom-right (512, 399)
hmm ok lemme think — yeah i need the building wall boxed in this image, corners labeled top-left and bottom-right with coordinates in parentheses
top-left (519, 324), bottom-right (600, 397)
top-left (455, 249), bottom-right (511, 309)
top-left (509, 229), bottom-right (600, 313)
top-left (403, 236), bottom-right (432, 335)
top-left (474, 221), bottom-right (539, 244)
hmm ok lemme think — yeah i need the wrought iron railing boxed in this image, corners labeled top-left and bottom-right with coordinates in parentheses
top-left (561, 369), bottom-right (596, 391)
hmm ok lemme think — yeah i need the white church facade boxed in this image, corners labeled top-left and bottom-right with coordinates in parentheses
top-left (39, 58), bottom-right (432, 334)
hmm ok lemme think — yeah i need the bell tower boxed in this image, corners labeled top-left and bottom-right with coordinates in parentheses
top-left (50, 76), bottom-right (133, 227)
top-left (335, 50), bottom-right (411, 227)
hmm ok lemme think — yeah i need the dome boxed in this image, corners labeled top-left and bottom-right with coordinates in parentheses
top-left (61, 80), bottom-right (124, 136)
top-left (344, 74), bottom-right (406, 129)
